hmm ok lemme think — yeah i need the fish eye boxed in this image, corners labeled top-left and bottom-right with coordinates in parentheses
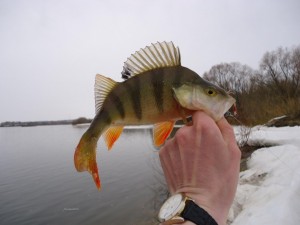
top-left (205, 88), bottom-right (217, 97)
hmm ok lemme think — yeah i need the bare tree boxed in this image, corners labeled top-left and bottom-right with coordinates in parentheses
top-left (203, 62), bottom-right (256, 94)
top-left (259, 46), bottom-right (300, 101)
top-left (203, 45), bottom-right (300, 126)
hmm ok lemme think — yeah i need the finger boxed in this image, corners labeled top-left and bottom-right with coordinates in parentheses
top-left (191, 111), bottom-right (225, 153)
top-left (216, 117), bottom-right (236, 143)
top-left (192, 111), bottom-right (215, 127)
top-left (217, 117), bottom-right (241, 156)
top-left (192, 111), bottom-right (221, 136)
top-left (159, 141), bottom-right (177, 193)
top-left (159, 155), bottom-right (176, 194)
top-left (175, 127), bottom-right (198, 186)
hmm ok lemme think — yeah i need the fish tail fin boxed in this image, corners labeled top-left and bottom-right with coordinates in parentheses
top-left (74, 133), bottom-right (101, 190)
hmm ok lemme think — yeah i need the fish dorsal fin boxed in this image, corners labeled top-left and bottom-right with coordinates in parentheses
top-left (121, 41), bottom-right (181, 80)
top-left (95, 74), bottom-right (118, 114)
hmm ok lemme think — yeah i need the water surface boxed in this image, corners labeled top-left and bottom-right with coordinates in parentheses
top-left (0, 125), bottom-right (168, 225)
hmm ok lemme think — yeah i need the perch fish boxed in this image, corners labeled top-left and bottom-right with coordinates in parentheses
top-left (74, 41), bottom-right (235, 189)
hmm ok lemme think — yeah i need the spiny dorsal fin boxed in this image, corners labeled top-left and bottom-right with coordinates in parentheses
top-left (121, 41), bottom-right (181, 80)
top-left (94, 74), bottom-right (118, 114)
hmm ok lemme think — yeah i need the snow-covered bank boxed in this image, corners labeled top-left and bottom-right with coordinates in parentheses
top-left (229, 126), bottom-right (300, 225)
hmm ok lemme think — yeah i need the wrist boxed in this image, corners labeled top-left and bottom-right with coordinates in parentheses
top-left (174, 189), bottom-right (227, 225)
top-left (193, 202), bottom-right (225, 225)
top-left (185, 193), bottom-right (227, 225)
top-left (172, 221), bottom-right (196, 225)
top-left (159, 192), bottom-right (221, 225)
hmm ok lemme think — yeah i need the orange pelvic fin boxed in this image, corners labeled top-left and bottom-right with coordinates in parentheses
top-left (153, 121), bottom-right (175, 147)
top-left (74, 136), bottom-right (101, 190)
top-left (104, 126), bottom-right (124, 150)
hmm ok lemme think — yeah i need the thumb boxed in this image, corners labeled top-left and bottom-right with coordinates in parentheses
top-left (216, 117), bottom-right (236, 144)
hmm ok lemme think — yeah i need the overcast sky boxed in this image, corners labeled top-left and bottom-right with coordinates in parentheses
top-left (0, 0), bottom-right (299, 122)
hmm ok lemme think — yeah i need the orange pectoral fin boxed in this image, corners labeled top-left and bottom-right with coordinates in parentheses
top-left (153, 121), bottom-right (175, 147)
top-left (103, 126), bottom-right (124, 150)
top-left (74, 136), bottom-right (101, 190)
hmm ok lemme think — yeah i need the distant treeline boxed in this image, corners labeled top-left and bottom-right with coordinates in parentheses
top-left (0, 117), bottom-right (92, 127)
top-left (204, 45), bottom-right (300, 126)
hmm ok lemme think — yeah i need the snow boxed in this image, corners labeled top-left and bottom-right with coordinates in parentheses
top-left (228, 126), bottom-right (300, 225)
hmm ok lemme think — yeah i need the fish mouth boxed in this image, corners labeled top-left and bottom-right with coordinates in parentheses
top-left (208, 95), bottom-right (236, 121)
top-left (225, 95), bottom-right (236, 111)
top-left (221, 96), bottom-right (236, 118)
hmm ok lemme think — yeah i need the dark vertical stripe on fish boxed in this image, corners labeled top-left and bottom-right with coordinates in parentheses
top-left (125, 77), bottom-right (142, 120)
top-left (100, 109), bottom-right (112, 125)
top-left (109, 92), bottom-right (125, 119)
top-left (151, 70), bottom-right (164, 113)
top-left (173, 67), bottom-right (183, 87)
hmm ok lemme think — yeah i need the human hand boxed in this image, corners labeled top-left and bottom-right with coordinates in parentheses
top-left (159, 111), bottom-right (241, 225)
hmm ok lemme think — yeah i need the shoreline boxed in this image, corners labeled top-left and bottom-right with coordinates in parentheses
top-left (0, 117), bottom-right (92, 127)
